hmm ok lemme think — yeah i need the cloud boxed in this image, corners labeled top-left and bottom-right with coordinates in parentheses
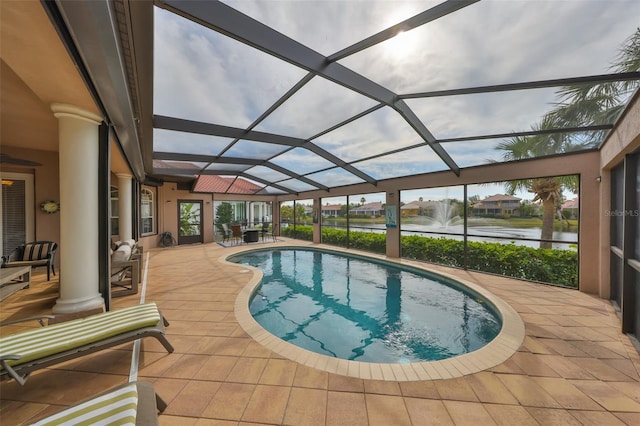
top-left (312, 106), bottom-right (422, 161)
top-left (407, 87), bottom-right (558, 139)
top-left (306, 167), bottom-right (365, 187)
top-left (441, 139), bottom-right (503, 168)
top-left (340, 0), bottom-right (640, 93)
top-left (154, 7), bottom-right (306, 128)
top-left (154, 1), bottom-right (640, 189)
top-left (222, 0), bottom-right (435, 56)
top-left (353, 145), bottom-right (448, 179)
top-left (269, 147), bottom-right (336, 175)
top-left (153, 129), bottom-right (231, 156)
top-left (223, 140), bottom-right (290, 160)
top-left (245, 165), bottom-right (291, 182)
top-left (278, 178), bottom-right (319, 192)
top-left (254, 76), bottom-right (378, 138)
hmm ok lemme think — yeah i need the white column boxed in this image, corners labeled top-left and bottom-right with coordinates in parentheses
top-left (51, 103), bottom-right (105, 314)
top-left (116, 173), bottom-right (133, 241)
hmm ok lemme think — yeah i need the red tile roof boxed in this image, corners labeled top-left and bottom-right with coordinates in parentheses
top-left (227, 178), bottom-right (264, 194)
top-left (321, 204), bottom-right (342, 211)
top-left (561, 198), bottom-right (579, 209)
top-left (401, 200), bottom-right (442, 210)
top-left (194, 175), bottom-right (262, 194)
top-left (350, 201), bottom-right (383, 212)
top-left (481, 194), bottom-right (522, 202)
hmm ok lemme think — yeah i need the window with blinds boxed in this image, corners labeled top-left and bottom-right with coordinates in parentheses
top-left (141, 187), bottom-right (155, 235)
top-left (2, 179), bottom-right (26, 258)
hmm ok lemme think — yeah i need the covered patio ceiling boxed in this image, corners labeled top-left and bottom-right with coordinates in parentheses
top-left (148, 1), bottom-right (640, 194)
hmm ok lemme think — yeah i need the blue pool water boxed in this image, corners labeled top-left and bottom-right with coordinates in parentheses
top-left (230, 248), bottom-right (502, 363)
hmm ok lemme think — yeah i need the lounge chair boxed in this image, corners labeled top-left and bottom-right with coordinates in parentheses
top-left (0, 302), bottom-right (174, 385)
top-left (31, 380), bottom-right (165, 425)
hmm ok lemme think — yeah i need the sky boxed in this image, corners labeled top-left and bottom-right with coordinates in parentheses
top-left (316, 181), bottom-right (555, 206)
top-left (152, 0), bottom-right (640, 194)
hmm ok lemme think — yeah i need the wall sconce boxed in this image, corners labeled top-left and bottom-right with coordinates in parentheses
top-left (595, 176), bottom-right (602, 183)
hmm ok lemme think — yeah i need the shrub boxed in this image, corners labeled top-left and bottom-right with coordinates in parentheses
top-left (404, 237), bottom-right (578, 287)
top-left (347, 231), bottom-right (386, 254)
top-left (321, 227), bottom-right (348, 247)
top-left (281, 225), bottom-right (313, 241)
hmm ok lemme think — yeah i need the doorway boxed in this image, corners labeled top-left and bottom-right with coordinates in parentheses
top-left (178, 200), bottom-right (203, 245)
top-left (1, 172), bottom-right (34, 257)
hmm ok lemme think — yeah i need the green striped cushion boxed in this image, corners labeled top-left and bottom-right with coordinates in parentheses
top-left (33, 382), bottom-right (138, 425)
top-left (0, 303), bottom-right (161, 369)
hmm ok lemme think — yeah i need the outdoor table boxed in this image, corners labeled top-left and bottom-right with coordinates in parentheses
top-left (243, 229), bottom-right (259, 243)
top-left (0, 265), bottom-right (32, 301)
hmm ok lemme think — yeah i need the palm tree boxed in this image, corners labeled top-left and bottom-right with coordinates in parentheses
top-left (360, 197), bottom-right (366, 206)
top-left (496, 117), bottom-right (581, 248)
top-left (496, 27), bottom-right (640, 248)
top-left (550, 27), bottom-right (640, 144)
top-left (501, 174), bottom-right (576, 248)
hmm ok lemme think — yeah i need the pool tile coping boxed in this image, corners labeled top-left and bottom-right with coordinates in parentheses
top-left (224, 243), bottom-right (526, 381)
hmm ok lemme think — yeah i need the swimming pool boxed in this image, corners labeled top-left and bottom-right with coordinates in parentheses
top-left (230, 248), bottom-right (502, 363)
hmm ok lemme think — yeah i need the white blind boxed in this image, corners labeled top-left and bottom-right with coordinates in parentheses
top-left (2, 179), bottom-right (26, 258)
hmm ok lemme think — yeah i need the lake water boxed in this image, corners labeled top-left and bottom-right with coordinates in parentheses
top-left (316, 220), bottom-right (578, 249)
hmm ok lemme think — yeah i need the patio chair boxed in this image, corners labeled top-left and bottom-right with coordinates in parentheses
top-left (220, 223), bottom-right (232, 243)
top-left (231, 224), bottom-right (243, 245)
top-left (260, 222), bottom-right (276, 242)
top-left (0, 302), bottom-right (174, 385)
top-left (3, 241), bottom-right (58, 281)
top-left (31, 380), bottom-right (165, 425)
top-left (111, 242), bottom-right (139, 297)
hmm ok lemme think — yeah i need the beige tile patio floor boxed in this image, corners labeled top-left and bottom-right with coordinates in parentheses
top-left (1, 239), bottom-right (639, 425)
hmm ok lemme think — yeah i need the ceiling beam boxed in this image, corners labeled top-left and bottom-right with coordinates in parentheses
top-left (154, 151), bottom-right (330, 191)
top-left (236, 172), bottom-right (298, 194)
top-left (437, 124), bottom-right (614, 143)
top-left (327, 0), bottom-right (479, 62)
top-left (393, 100), bottom-right (459, 175)
top-left (53, 0), bottom-right (145, 180)
top-left (154, 115), bottom-right (306, 147)
top-left (195, 171), bottom-right (295, 194)
top-left (154, 115), bottom-right (379, 185)
top-left (401, 72), bottom-right (640, 99)
top-left (155, 0), bottom-right (461, 175)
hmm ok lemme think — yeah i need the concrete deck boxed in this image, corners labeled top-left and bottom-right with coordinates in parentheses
top-left (1, 240), bottom-right (639, 425)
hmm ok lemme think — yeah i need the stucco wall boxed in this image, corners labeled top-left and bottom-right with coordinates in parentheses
top-left (600, 92), bottom-right (640, 169)
top-left (1, 146), bottom-right (60, 269)
top-left (598, 92), bottom-right (640, 298)
top-left (153, 183), bottom-right (214, 247)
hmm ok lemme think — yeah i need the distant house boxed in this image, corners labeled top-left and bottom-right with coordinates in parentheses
top-left (561, 198), bottom-right (579, 219)
top-left (473, 194), bottom-right (522, 217)
top-left (321, 204), bottom-right (342, 217)
top-left (349, 202), bottom-right (384, 217)
top-left (400, 200), bottom-right (440, 217)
